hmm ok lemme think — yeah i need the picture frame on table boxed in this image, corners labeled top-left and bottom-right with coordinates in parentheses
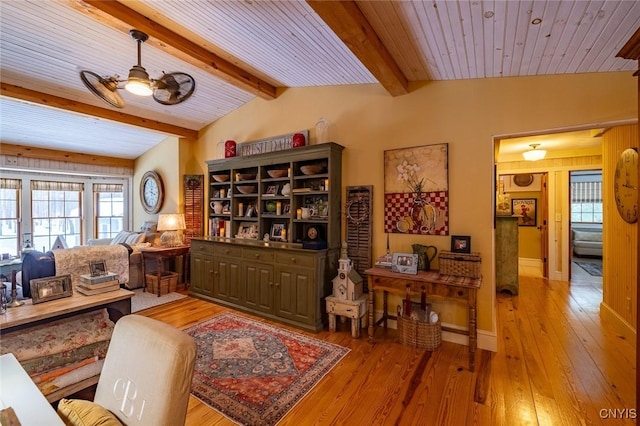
top-left (30, 274), bottom-right (73, 304)
top-left (89, 260), bottom-right (107, 276)
top-left (270, 223), bottom-right (286, 240)
top-left (451, 235), bottom-right (471, 253)
top-left (391, 253), bottom-right (418, 275)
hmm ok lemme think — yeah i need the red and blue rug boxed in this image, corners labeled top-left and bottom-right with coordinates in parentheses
top-left (184, 313), bottom-right (349, 425)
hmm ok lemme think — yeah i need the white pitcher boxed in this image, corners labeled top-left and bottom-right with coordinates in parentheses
top-left (211, 201), bottom-right (223, 214)
top-left (301, 207), bottom-right (316, 219)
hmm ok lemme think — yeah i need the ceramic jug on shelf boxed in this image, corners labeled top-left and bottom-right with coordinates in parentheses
top-left (211, 201), bottom-right (223, 214)
top-left (281, 183), bottom-right (291, 196)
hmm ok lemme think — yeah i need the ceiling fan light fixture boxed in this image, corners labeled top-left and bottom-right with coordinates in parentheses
top-left (80, 29), bottom-right (195, 106)
top-left (522, 143), bottom-right (546, 161)
top-left (125, 65), bottom-right (153, 96)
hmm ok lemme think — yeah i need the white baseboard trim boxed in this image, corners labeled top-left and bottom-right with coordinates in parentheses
top-left (371, 311), bottom-right (497, 352)
top-left (519, 257), bottom-right (542, 268)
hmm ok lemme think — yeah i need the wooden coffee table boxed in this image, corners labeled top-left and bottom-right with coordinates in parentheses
top-left (0, 288), bottom-right (133, 333)
top-left (0, 288), bottom-right (134, 402)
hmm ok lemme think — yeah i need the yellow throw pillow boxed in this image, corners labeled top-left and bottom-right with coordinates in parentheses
top-left (57, 398), bottom-right (123, 426)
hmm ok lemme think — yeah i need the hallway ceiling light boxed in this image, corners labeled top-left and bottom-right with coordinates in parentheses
top-left (522, 144), bottom-right (546, 161)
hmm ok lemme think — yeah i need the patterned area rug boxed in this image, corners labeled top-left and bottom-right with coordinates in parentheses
top-left (184, 313), bottom-right (349, 426)
top-left (573, 261), bottom-right (603, 277)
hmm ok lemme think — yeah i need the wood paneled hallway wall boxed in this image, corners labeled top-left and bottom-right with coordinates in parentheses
top-left (136, 275), bottom-right (635, 425)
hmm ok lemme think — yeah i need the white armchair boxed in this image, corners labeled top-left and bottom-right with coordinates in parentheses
top-left (57, 315), bottom-right (197, 426)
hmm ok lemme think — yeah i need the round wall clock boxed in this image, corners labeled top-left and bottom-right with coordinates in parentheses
top-left (140, 170), bottom-right (164, 214)
top-left (614, 148), bottom-right (638, 223)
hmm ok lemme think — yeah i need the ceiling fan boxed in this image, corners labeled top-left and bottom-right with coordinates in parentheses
top-left (80, 29), bottom-right (196, 109)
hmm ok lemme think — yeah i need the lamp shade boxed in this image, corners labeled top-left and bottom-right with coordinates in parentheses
top-left (157, 213), bottom-right (186, 231)
top-left (157, 213), bottom-right (186, 247)
top-left (522, 144), bottom-right (546, 161)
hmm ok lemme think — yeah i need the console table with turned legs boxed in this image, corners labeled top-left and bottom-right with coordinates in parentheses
top-left (365, 267), bottom-right (482, 371)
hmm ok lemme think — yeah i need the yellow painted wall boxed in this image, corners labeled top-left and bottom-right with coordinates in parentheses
top-left (133, 136), bottom-right (182, 226)
top-left (136, 72), bottom-right (636, 345)
top-left (601, 124), bottom-right (638, 341)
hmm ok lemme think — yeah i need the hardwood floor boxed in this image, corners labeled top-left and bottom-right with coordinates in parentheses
top-left (140, 275), bottom-right (635, 425)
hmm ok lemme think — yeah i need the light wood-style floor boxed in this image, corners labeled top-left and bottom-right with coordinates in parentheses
top-left (140, 274), bottom-right (635, 425)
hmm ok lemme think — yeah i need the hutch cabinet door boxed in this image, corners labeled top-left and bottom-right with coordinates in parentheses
top-left (244, 262), bottom-right (274, 313)
top-left (275, 265), bottom-right (314, 324)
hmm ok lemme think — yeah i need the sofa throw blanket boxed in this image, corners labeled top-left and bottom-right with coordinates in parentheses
top-left (53, 244), bottom-right (129, 286)
top-left (1, 309), bottom-right (114, 396)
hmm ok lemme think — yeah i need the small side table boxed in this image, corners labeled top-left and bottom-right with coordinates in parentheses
top-left (140, 246), bottom-right (191, 297)
top-left (326, 295), bottom-right (368, 338)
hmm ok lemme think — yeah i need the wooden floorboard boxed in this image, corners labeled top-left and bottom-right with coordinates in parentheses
top-left (137, 274), bottom-right (635, 425)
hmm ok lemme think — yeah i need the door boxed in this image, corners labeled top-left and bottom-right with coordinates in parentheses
top-left (191, 252), bottom-right (214, 297)
top-left (244, 262), bottom-right (274, 313)
top-left (214, 257), bottom-right (242, 303)
top-left (539, 173), bottom-right (549, 278)
top-left (275, 265), bottom-right (314, 324)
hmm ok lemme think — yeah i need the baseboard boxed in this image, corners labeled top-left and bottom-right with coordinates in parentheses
top-left (600, 302), bottom-right (637, 347)
top-left (519, 257), bottom-right (542, 268)
top-left (371, 311), bottom-right (497, 352)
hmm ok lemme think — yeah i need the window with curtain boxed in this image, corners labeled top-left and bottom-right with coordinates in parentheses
top-left (570, 171), bottom-right (602, 224)
top-left (0, 178), bottom-right (21, 256)
top-left (31, 180), bottom-right (83, 250)
top-left (94, 183), bottom-right (124, 239)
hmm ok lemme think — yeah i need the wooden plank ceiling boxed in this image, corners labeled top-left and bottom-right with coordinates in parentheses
top-left (0, 0), bottom-right (638, 160)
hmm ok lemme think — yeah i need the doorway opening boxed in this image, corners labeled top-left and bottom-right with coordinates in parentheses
top-left (569, 170), bottom-right (603, 291)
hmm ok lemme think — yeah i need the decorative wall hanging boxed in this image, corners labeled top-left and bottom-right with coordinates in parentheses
top-left (384, 143), bottom-right (449, 235)
top-left (237, 130), bottom-right (309, 156)
top-left (184, 175), bottom-right (204, 244)
top-left (511, 198), bottom-right (537, 226)
top-left (345, 186), bottom-right (373, 291)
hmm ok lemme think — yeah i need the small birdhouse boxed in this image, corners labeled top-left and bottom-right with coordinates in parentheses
top-left (332, 242), bottom-right (363, 301)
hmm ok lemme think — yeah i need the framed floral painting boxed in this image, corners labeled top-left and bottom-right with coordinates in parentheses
top-left (384, 143), bottom-right (449, 235)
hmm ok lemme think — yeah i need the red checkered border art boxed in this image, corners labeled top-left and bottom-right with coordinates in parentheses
top-left (384, 191), bottom-right (449, 235)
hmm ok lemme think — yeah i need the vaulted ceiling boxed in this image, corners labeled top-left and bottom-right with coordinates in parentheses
top-left (1, 1), bottom-right (638, 160)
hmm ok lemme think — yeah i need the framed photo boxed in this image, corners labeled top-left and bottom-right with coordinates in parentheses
top-left (264, 185), bottom-right (279, 196)
top-left (89, 260), bottom-right (107, 277)
top-left (391, 253), bottom-right (418, 275)
top-left (451, 235), bottom-right (471, 253)
top-left (245, 204), bottom-right (255, 217)
top-left (512, 198), bottom-right (537, 226)
top-left (237, 222), bottom-right (258, 239)
top-left (270, 223), bottom-right (286, 240)
top-left (30, 274), bottom-right (73, 304)
top-left (283, 203), bottom-right (291, 215)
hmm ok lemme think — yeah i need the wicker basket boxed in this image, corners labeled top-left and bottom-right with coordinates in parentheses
top-left (145, 272), bottom-right (178, 295)
top-left (397, 303), bottom-right (441, 350)
top-left (438, 251), bottom-right (481, 278)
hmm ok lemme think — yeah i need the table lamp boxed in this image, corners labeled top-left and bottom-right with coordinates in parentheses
top-left (157, 213), bottom-right (186, 247)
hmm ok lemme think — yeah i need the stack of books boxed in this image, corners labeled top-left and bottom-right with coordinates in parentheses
top-left (77, 272), bottom-right (120, 295)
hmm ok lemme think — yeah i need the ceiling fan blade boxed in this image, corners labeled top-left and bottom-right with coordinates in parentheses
top-left (79, 70), bottom-right (125, 109)
top-left (152, 72), bottom-right (195, 105)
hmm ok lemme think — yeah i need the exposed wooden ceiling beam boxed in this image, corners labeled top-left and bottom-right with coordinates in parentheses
top-left (0, 143), bottom-right (135, 168)
top-left (307, 0), bottom-right (408, 97)
top-left (0, 82), bottom-right (198, 139)
top-left (68, 0), bottom-right (278, 100)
